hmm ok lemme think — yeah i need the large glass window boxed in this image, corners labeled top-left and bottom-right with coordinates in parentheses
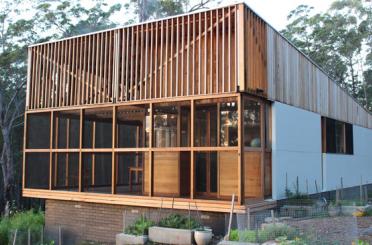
top-left (244, 99), bottom-right (261, 148)
top-left (53, 110), bottom-right (80, 149)
top-left (220, 102), bottom-right (238, 146)
top-left (194, 98), bottom-right (238, 147)
top-left (82, 153), bottom-right (112, 193)
top-left (25, 153), bottom-right (50, 189)
top-left (52, 153), bottom-right (79, 191)
top-left (194, 104), bottom-right (217, 147)
top-left (153, 102), bottom-right (190, 147)
top-left (117, 105), bottom-right (149, 148)
top-left (27, 112), bottom-right (51, 149)
top-left (116, 152), bottom-right (147, 195)
top-left (195, 152), bottom-right (218, 195)
top-left (322, 117), bottom-right (353, 154)
top-left (83, 108), bottom-right (113, 148)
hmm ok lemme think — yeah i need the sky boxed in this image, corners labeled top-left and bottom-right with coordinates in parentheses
top-left (101, 0), bottom-right (335, 32)
top-left (238, 0), bottom-right (333, 30)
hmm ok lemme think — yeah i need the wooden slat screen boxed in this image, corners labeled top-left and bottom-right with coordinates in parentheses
top-left (27, 5), bottom-right (238, 109)
top-left (244, 8), bottom-right (267, 95)
top-left (28, 31), bottom-right (116, 109)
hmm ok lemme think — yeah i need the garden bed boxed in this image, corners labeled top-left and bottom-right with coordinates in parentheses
top-left (149, 226), bottom-right (194, 244)
top-left (115, 233), bottom-right (148, 245)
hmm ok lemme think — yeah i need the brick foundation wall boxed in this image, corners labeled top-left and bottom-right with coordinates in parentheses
top-left (45, 199), bottom-right (227, 244)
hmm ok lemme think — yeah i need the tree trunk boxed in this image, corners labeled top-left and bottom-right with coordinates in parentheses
top-left (1, 127), bottom-right (14, 217)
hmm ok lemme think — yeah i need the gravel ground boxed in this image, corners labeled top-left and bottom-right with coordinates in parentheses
top-left (284, 216), bottom-right (372, 244)
top-left (211, 216), bottom-right (372, 245)
top-left (357, 216), bottom-right (372, 243)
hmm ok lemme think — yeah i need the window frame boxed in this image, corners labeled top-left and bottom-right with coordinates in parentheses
top-left (321, 117), bottom-right (353, 155)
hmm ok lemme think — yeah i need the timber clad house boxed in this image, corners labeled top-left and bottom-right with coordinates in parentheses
top-left (23, 2), bottom-right (372, 243)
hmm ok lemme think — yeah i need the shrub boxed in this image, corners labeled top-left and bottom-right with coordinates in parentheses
top-left (124, 216), bottom-right (154, 236)
top-left (258, 224), bottom-right (299, 242)
top-left (158, 214), bottom-right (201, 230)
top-left (229, 224), bottom-right (300, 243)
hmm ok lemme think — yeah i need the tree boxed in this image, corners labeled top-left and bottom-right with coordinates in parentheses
top-left (130, 0), bottom-right (216, 22)
top-left (0, 0), bottom-right (123, 214)
top-left (282, 0), bottom-right (372, 111)
top-left (0, 0), bottom-right (37, 215)
top-left (35, 0), bottom-right (122, 38)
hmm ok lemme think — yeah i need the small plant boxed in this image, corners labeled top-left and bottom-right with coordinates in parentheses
top-left (158, 214), bottom-right (201, 230)
top-left (285, 188), bottom-right (314, 206)
top-left (229, 229), bottom-right (239, 241)
top-left (124, 216), bottom-right (154, 236)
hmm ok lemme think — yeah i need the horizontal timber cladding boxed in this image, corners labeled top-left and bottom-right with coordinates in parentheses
top-left (27, 5), bottom-right (239, 110)
top-left (266, 26), bottom-right (372, 129)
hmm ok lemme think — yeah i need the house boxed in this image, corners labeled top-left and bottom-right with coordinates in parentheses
top-left (23, 2), bottom-right (372, 243)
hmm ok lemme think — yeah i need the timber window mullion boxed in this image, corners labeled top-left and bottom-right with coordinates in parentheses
top-left (112, 106), bottom-right (117, 194)
top-left (78, 109), bottom-right (83, 192)
top-left (49, 111), bottom-right (54, 190)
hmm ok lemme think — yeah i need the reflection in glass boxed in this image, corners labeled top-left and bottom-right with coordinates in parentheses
top-left (335, 121), bottom-right (345, 153)
top-left (220, 102), bottom-right (238, 146)
top-left (153, 103), bottom-right (190, 147)
top-left (194, 105), bottom-right (217, 147)
top-left (244, 100), bottom-right (261, 147)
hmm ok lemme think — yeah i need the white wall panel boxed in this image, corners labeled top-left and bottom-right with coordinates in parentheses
top-left (272, 102), bottom-right (372, 200)
top-left (272, 102), bottom-right (322, 199)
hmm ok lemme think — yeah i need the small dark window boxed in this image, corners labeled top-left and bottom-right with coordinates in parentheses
top-left (322, 117), bottom-right (353, 154)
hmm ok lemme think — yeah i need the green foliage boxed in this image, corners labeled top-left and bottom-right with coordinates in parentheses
top-left (281, 0), bottom-right (372, 111)
top-left (0, 210), bottom-right (44, 244)
top-left (285, 188), bottom-right (314, 206)
top-left (353, 240), bottom-right (370, 245)
top-left (158, 214), bottom-right (201, 230)
top-left (229, 229), bottom-right (239, 241)
top-left (124, 216), bottom-right (154, 236)
top-left (365, 208), bottom-right (372, 216)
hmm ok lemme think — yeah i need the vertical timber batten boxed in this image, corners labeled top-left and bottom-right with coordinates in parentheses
top-left (237, 4), bottom-right (245, 92)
